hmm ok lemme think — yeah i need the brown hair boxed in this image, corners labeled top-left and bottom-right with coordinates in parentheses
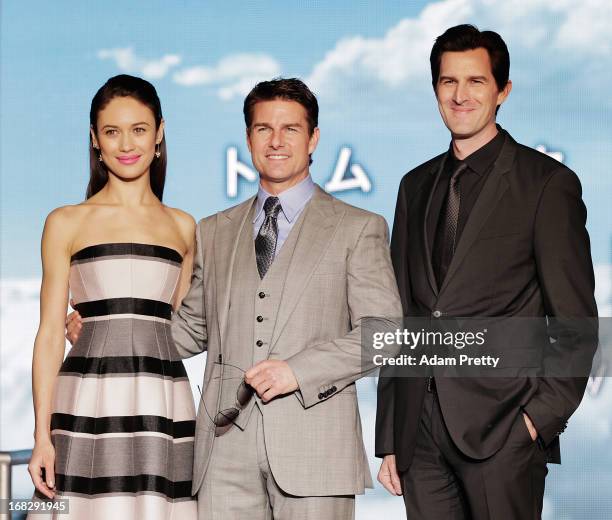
top-left (430, 24), bottom-right (510, 92)
top-left (243, 77), bottom-right (319, 135)
top-left (87, 74), bottom-right (166, 200)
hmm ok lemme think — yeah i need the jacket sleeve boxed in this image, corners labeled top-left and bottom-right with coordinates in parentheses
top-left (375, 175), bottom-right (410, 457)
top-left (171, 220), bottom-right (208, 358)
top-left (523, 167), bottom-right (598, 447)
top-left (286, 213), bottom-right (403, 409)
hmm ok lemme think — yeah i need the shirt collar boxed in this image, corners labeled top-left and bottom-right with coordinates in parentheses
top-left (253, 175), bottom-right (315, 223)
top-left (448, 126), bottom-right (505, 176)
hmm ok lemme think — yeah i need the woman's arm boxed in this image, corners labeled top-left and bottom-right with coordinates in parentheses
top-left (171, 209), bottom-right (197, 311)
top-left (28, 208), bottom-right (73, 499)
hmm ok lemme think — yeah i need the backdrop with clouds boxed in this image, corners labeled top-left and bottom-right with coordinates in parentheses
top-left (1, 1), bottom-right (611, 518)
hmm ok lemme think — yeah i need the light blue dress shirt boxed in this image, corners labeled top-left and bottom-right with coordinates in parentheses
top-left (253, 175), bottom-right (315, 258)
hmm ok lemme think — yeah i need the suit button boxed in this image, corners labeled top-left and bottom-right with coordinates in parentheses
top-left (331, 386), bottom-right (337, 392)
top-left (256, 340), bottom-right (263, 347)
top-left (318, 393), bottom-right (324, 400)
top-left (432, 310), bottom-right (442, 318)
top-left (257, 315), bottom-right (263, 322)
top-left (259, 292), bottom-right (266, 299)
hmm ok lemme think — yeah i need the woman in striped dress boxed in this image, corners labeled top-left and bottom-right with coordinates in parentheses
top-left (28, 75), bottom-right (198, 519)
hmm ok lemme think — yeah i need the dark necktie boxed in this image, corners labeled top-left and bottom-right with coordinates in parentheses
top-left (255, 196), bottom-right (282, 278)
top-left (432, 162), bottom-right (468, 288)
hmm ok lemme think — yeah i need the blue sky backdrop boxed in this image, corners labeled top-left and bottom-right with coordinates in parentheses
top-left (1, 2), bottom-right (612, 517)
top-left (1, 0), bottom-right (610, 276)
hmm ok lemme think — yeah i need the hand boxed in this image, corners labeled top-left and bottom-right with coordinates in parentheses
top-left (65, 299), bottom-right (83, 345)
top-left (378, 454), bottom-right (402, 496)
top-left (244, 360), bottom-right (299, 403)
top-left (523, 413), bottom-right (538, 441)
top-left (28, 438), bottom-right (56, 499)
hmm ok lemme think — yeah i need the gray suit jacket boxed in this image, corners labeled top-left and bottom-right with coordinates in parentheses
top-left (171, 185), bottom-right (402, 496)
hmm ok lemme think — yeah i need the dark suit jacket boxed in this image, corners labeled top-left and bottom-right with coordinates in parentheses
top-left (375, 129), bottom-right (598, 471)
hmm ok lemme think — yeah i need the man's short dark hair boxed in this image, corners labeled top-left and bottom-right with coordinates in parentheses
top-left (243, 78), bottom-right (319, 135)
top-left (430, 24), bottom-right (510, 92)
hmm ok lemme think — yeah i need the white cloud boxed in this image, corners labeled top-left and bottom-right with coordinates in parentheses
top-left (97, 47), bottom-right (181, 79)
top-left (306, 0), bottom-right (612, 96)
top-left (475, 0), bottom-right (612, 53)
top-left (95, 0), bottom-right (611, 101)
top-left (554, 0), bottom-right (612, 54)
top-left (307, 0), bottom-right (472, 94)
top-left (173, 53), bottom-right (281, 100)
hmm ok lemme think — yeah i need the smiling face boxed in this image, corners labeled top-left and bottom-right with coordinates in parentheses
top-left (246, 99), bottom-right (320, 195)
top-left (91, 96), bottom-right (164, 181)
top-left (436, 47), bottom-right (511, 147)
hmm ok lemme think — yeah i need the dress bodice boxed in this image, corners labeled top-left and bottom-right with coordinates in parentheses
top-left (69, 243), bottom-right (183, 319)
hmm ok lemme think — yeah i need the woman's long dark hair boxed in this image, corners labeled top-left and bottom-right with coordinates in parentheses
top-left (87, 74), bottom-right (167, 200)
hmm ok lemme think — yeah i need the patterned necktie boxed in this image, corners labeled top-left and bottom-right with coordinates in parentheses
top-left (255, 196), bottom-right (282, 278)
top-left (432, 162), bottom-right (468, 288)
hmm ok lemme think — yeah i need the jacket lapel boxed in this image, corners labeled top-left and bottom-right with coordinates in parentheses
top-left (439, 132), bottom-right (515, 295)
top-left (269, 185), bottom-right (343, 349)
top-left (215, 197), bottom-right (256, 349)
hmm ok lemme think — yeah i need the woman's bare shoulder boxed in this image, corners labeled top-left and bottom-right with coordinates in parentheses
top-left (45, 204), bottom-right (95, 228)
top-left (43, 204), bottom-right (99, 253)
top-left (164, 206), bottom-right (196, 237)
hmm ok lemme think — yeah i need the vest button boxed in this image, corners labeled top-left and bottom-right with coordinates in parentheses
top-left (432, 310), bottom-right (442, 318)
top-left (257, 315), bottom-right (263, 322)
top-left (259, 292), bottom-right (266, 299)
top-left (256, 340), bottom-right (263, 347)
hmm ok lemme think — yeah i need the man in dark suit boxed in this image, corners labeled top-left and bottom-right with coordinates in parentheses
top-left (375, 24), bottom-right (598, 519)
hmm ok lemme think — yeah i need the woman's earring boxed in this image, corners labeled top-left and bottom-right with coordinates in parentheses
top-left (94, 146), bottom-right (103, 162)
top-left (155, 143), bottom-right (161, 158)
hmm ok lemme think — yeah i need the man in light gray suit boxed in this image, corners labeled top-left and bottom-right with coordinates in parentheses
top-left (174, 78), bottom-right (401, 519)
top-left (68, 78), bottom-right (402, 519)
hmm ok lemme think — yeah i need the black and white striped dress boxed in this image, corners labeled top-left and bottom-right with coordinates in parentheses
top-left (37, 243), bottom-right (197, 519)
